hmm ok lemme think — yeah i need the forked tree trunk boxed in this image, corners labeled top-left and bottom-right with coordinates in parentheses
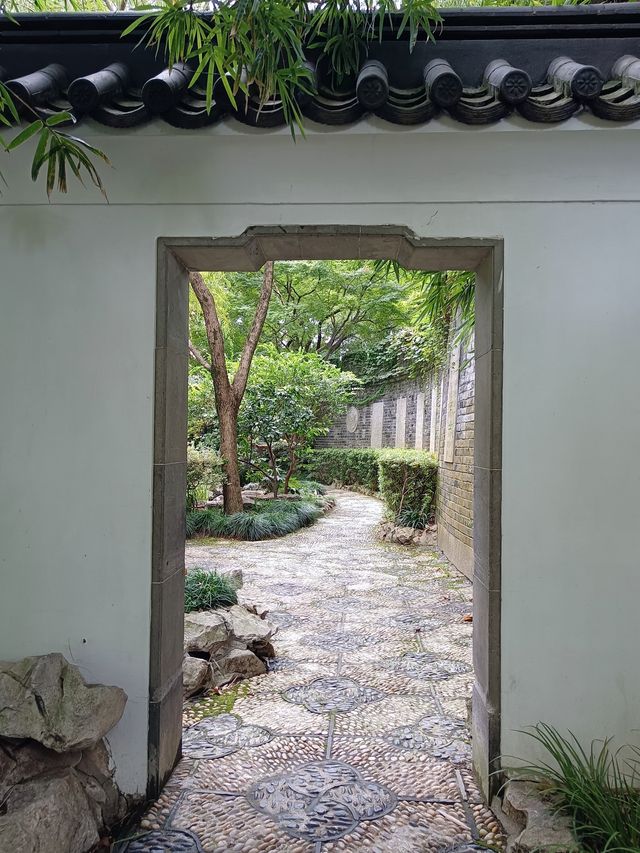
top-left (189, 263), bottom-right (274, 515)
top-left (217, 402), bottom-right (244, 514)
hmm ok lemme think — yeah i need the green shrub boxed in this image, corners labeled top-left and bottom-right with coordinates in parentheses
top-left (184, 568), bottom-right (238, 613)
top-left (186, 446), bottom-right (226, 510)
top-left (515, 723), bottom-right (640, 851)
top-left (186, 498), bottom-right (324, 541)
top-left (302, 449), bottom-right (380, 492)
top-left (377, 450), bottom-right (438, 527)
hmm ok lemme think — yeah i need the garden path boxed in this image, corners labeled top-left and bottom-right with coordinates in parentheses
top-left (132, 491), bottom-right (503, 852)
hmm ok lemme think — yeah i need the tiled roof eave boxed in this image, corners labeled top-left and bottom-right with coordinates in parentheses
top-left (3, 6), bottom-right (640, 130)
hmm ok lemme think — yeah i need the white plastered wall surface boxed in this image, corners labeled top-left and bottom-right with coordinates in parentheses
top-left (1, 115), bottom-right (639, 793)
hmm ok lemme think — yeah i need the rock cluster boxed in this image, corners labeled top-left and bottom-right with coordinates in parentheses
top-left (376, 521), bottom-right (437, 547)
top-left (0, 652), bottom-right (127, 853)
top-left (183, 604), bottom-right (276, 698)
top-left (500, 779), bottom-right (581, 853)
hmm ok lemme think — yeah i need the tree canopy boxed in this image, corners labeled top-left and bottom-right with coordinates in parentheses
top-left (238, 348), bottom-right (356, 494)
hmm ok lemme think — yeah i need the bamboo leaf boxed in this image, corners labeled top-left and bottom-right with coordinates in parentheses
top-left (6, 119), bottom-right (44, 151)
top-left (45, 111), bottom-right (75, 127)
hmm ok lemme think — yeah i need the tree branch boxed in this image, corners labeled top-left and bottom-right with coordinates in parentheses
top-left (188, 340), bottom-right (212, 372)
top-left (189, 271), bottom-right (232, 399)
top-left (233, 261), bottom-right (274, 402)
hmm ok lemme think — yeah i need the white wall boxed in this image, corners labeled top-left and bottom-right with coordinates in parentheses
top-left (1, 115), bottom-right (639, 791)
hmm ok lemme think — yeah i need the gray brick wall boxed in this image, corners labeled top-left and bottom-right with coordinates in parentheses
top-left (316, 338), bottom-right (475, 576)
top-left (316, 376), bottom-right (437, 450)
top-left (436, 339), bottom-right (475, 559)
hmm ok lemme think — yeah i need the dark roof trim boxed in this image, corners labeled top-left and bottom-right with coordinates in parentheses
top-left (3, 5), bottom-right (640, 129)
top-left (4, 4), bottom-right (640, 43)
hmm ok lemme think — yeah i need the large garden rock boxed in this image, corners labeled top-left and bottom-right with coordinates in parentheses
top-left (212, 648), bottom-right (266, 687)
top-left (0, 653), bottom-right (127, 753)
top-left (0, 739), bottom-right (81, 801)
top-left (0, 654), bottom-right (127, 852)
top-left (0, 770), bottom-right (101, 853)
top-left (75, 740), bottom-right (124, 828)
top-left (183, 655), bottom-right (211, 698)
top-left (222, 605), bottom-right (274, 645)
top-left (502, 780), bottom-right (581, 853)
top-left (183, 605), bottom-right (276, 695)
top-left (184, 611), bottom-right (230, 654)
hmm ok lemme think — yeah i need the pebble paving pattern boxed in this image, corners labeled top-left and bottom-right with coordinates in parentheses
top-left (126, 491), bottom-right (504, 852)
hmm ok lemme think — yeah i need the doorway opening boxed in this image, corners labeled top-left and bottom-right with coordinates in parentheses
top-left (150, 228), bottom-right (503, 828)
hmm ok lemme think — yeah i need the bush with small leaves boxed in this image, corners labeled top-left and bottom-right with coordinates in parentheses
top-left (378, 450), bottom-right (437, 528)
top-left (302, 449), bottom-right (380, 492)
top-left (186, 446), bottom-right (226, 510)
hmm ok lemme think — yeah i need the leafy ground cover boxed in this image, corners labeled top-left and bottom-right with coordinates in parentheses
top-left (186, 496), bottom-right (329, 541)
top-left (184, 568), bottom-right (239, 612)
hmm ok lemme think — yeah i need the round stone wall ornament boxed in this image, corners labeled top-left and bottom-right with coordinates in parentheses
top-left (345, 406), bottom-right (359, 433)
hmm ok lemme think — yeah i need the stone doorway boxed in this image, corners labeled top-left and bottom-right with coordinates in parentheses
top-left (150, 227), bottom-right (503, 806)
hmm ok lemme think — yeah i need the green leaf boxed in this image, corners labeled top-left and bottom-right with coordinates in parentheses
top-left (6, 120), bottom-right (44, 151)
top-left (30, 127), bottom-right (49, 181)
top-left (45, 111), bottom-right (74, 128)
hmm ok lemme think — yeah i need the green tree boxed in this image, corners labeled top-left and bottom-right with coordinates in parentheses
top-left (224, 260), bottom-right (411, 362)
top-left (189, 264), bottom-right (274, 514)
top-left (238, 349), bottom-right (356, 495)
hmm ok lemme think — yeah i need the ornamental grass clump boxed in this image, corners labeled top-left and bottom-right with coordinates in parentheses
top-left (186, 498), bottom-right (324, 541)
top-left (184, 569), bottom-right (238, 613)
top-left (514, 723), bottom-right (640, 852)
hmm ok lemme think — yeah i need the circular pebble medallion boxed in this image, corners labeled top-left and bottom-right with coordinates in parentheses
top-left (246, 760), bottom-right (397, 842)
top-left (283, 676), bottom-right (384, 713)
top-left (182, 713), bottom-right (272, 760)
top-left (118, 829), bottom-right (203, 852)
top-left (394, 652), bottom-right (472, 681)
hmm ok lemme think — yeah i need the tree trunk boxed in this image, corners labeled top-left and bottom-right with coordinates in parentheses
top-left (217, 397), bottom-right (244, 515)
top-left (283, 442), bottom-right (298, 494)
top-left (190, 262), bottom-right (274, 515)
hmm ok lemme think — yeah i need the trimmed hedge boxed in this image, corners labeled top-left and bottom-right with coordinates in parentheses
top-left (378, 450), bottom-right (437, 528)
top-left (303, 447), bottom-right (437, 528)
top-left (302, 449), bottom-right (380, 492)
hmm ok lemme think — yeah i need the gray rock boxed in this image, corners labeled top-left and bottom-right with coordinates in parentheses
top-left (184, 611), bottom-right (230, 654)
top-left (221, 605), bottom-right (275, 645)
top-left (0, 770), bottom-right (101, 853)
top-left (0, 740), bottom-right (81, 802)
top-left (415, 529), bottom-right (437, 547)
top-left (183, 656), bottom-right (211, 698)
top-left (76, 740), bottom-right (123, 827)
top-left (393, 526), bottom-right (417, 546)
top-left (0, 653), bottom-right (127, 753)
top-left (213, 648), bottom-right (266, 686)
top-left (502, 779), bottom-right (581, 853)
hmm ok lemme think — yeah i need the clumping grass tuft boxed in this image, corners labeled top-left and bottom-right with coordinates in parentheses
top-left (184, 568), bottom-right (238, 612)
top-left (186, 498), bottom-right (325, 541)
top-left (515, 723), bottom-right (640, 852)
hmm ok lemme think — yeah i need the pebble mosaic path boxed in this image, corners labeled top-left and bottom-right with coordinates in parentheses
top-left (125, 491), bottom-right (504, 852)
